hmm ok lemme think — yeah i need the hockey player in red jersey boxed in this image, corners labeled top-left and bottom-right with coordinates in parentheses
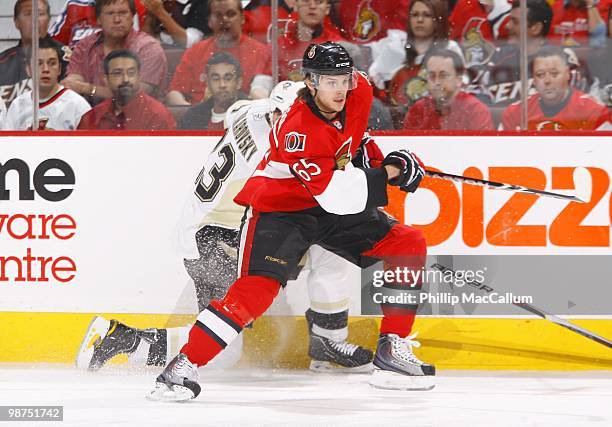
top-left (148, 42), bottom-right (435, 401)
top-left (501, 45), bottom-right (610, 130)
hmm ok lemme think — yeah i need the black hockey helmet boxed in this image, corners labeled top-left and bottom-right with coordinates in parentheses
top-left (301, 41), bottom-right (354, 76)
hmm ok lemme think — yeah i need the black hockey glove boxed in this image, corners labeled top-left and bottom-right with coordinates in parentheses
top-left (382, 149), bottom-right (425, 193)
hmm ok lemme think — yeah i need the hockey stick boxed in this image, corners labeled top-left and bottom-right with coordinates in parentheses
top-left (430, 263), bottom-right (612, 349)
top-left (425, 167), bottom-right (591, 203)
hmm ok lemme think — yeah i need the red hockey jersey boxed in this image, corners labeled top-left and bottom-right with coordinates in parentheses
top-left (49, 0), bottom-right (148, 47)
top-left (335, 0), bottom-right (409, 44)
top-left (501, 89), bottom-right (611, 130)
top-left (234, 72), bottom-right (388, 214)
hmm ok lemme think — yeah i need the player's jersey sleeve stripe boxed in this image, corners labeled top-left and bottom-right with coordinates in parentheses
top-left (314, 167), bottom-right (388, 215)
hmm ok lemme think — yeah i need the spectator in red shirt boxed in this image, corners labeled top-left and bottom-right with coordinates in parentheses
top-left (78, 49), bottom-right (176, 130)
top-left (386, 0), bottom-right (462, 127)
top-left (501, 45), bottom-right (610, 130)
top-left (549, 0), bottom-right (610, 47)
top-left (278, 0), bottom-right (345, 81)
top-left (179, 52), bottom-right (248, 130)
top-left (166, 0), bottom-right (273, 105)
top-left (63, 0), bottom-right (168, 102)
top-left (403, 48), bottom-right (494, 130)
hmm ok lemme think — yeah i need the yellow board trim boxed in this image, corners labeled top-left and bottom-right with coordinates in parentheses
top-left (0, 312), bottom-right (611, 370)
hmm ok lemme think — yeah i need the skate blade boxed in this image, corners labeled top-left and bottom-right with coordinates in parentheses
top-left (368, 369), bottom-right (435, 391)
top-left (75, 316), bottom-right (111, 370)
top-left (309, 360), bottom-right (373, 374)
top-left (146, 383), bottom-right (196, 402)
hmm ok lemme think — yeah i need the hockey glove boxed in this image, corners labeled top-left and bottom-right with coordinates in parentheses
top-left (382, 149), bottom-right (425, 193)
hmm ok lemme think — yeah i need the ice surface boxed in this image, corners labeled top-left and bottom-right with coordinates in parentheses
top-left (0, 366), bottom-right (610, 426)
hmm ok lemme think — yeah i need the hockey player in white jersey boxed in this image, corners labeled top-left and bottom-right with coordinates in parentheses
top-left (76, 81), bottom-right (373, 373)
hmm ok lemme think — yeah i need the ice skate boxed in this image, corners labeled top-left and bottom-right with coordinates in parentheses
top-left (369, 332), bottom-right (435, 391)
top-left (306, 310), bottom-right (373, 373)
top-left (76, 317), bottom-right (159, 371)
top-left (147, 353), bottom-right (201, 402)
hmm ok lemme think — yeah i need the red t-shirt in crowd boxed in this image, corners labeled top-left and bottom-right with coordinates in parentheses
top-left (67, 29), bottom-right (168, 95)
top-left (403, 91), bottom-right (495, 130)
top-left (501, 89), bottom-right (610, 130)
top-left (78, 91), bottom-right (176, 130)
top-left (549, 0), bottom-right (611, 46)
top-left (335, 0), bottom-right (410, 43)
top-left (169, 34), bottom-right (272, 104)
top-left (278, 21), bottom-right (345, 81)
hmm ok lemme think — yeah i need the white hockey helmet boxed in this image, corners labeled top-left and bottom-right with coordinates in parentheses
top-left (269, 80), bottom-right (305, 115)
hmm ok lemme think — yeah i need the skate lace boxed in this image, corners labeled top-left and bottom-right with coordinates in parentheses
top-left (330, 340), bottom-right (359, 356)
top-left (174, 355), bottom-right (196, 378)
top-left (391, 332), bottom-right (424, 365)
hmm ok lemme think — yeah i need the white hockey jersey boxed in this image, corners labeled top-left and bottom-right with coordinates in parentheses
top-left (5, 86), bottom-right (91, 130)
top-left (176, 98), bottom-right (273, 258)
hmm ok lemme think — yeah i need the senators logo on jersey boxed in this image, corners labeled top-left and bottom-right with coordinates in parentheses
top-left (285, 132), bottom-right (306, 152)
top-left (334, 138), bottom-right (353, 170)
top-left (353, 0), bottom-right (381, 42)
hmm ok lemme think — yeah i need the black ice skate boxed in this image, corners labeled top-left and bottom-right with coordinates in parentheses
top-left (147, 353), bottom-right (201, 402)
top-left (306, 310), bottom-right (373, 373)
top-left (76, 317), bottom-right (162, 371)
top-left (369, 332), bottom-right (435, 391)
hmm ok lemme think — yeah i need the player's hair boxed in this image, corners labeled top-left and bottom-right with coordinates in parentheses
top-left (405, 0), bottom-right (449, 66)
top-left (530, 45), bottom-right (569, 73)
top-left (95, 0), bottom-right (137, 18)
top-left (103, 49), bottom-right (141, 75)
top-left (206, 52), bottom-right (243, 78)
top-left (207, 0), bottom-right (243, 16)
top-left (425, 48), bottom-right (465, 76)
top-left (512, 0), bottom-right (553, 37)
top-left (14, 0), bottom-right (50, 18)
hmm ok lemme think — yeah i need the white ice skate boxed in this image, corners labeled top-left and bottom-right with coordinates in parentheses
top-left (147, 353), bottom-right (201, 402)
top-left (369, 332), bottom-right (435, 391)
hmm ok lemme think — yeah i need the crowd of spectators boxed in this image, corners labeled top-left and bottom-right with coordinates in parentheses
top-left (1, 0), bottom-right (611, 131)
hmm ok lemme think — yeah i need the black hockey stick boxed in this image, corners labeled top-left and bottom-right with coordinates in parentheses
top-left (430, 263), bottom-right (612, 349)
top-left (425, 168), bottom-right (590, 203)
